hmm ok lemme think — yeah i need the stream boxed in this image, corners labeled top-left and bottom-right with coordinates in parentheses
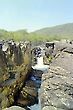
top-left (2, 56), bottom-right (49, 110)
top-left (29, 56), bottom-right (49, 110)
top-left (29, 89), bottom-right (41, 110)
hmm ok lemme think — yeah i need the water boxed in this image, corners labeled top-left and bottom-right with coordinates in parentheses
top-left (37, 57), bottom-right (43, 65)
top-left (29, 89), bottom-right (41, 110)
top-left (29, 73), bottom-right (41, 110)
top-left (31, 56), bottom-right (49, 110)
top-left (32, 56), bottom-right (49, 72)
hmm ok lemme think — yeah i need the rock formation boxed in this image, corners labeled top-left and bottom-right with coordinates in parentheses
top-left (41, 41), bottom-right (73, 110)
top-left (0, 40), bottom-right (31, 109)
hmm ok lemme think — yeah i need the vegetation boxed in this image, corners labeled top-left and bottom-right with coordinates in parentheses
top-left (0, 23), bottom-right (73, 41)
top-left (33, 23), bottom-right (73, 41)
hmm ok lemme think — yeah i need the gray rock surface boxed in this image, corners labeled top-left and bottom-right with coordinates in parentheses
top-left (41, 46), bottom-right (73, 110)
top-left (17, 69), bottom-right (42, 107)
top-left (41, 66), bottom-right (73, 110)
top-left (3, 106), bottom-right (26, 110)
top-left (51, 51), bottom-right (73, 73)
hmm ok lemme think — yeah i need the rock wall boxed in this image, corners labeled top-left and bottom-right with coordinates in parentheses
top-left (0, 41), bottom-right (31, 109)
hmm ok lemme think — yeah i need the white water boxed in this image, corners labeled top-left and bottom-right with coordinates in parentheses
top-left (31, 56), bottom-right (49, 110)
top-left (32, 56), bottom-right (49, 72)
top-left (37, 57), bottom-right (43, 65)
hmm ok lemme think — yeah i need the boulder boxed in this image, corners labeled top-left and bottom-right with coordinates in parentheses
top-left (3, 106), bottom-right (26, 110)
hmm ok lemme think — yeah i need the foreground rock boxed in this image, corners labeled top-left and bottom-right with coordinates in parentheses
top-left (3, 106), bottom-right (26, 110)
top-left (41, 66), bottom-right (73, 110)
top-left (41, 47), bottom-right (73, 110)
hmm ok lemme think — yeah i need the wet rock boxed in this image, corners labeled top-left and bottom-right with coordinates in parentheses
top-left (16, 69), bottom-right (42, 107)
top-left (17, 80), bottom-right (38, 106)
top-left (31, 69), bottom-right (43, 81)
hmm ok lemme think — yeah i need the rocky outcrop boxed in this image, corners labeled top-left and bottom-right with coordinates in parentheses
top-left (0, 41), bottom-right (31, 109)
top-left (51, 51), bottom-right (73, 73)
top-left (17, 69), bottom-right (42, 107)
top-left (41, 44), bottom-right (73, 110)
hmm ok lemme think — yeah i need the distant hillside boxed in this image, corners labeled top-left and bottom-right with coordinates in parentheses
top-left (0, 23), bottom-right (73, 41)
top-left (33, 23), bottom-right (73, 41)
top-left (0, 29), bottom-right (28, 41)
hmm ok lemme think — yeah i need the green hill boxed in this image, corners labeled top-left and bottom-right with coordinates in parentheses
top-left (32, 23), bottom-right (73, 41)
top-left (0, 23), bottom-right (73, 41)
top-left (0, 29), bottom-right (28, 41)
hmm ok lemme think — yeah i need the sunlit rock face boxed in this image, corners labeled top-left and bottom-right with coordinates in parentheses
top-left (3, 106), bottom-right (26, 110)
top-left (0, 40), bottom-right (31, 109)
top-left (41, 46), bottom-right (73, 110)
top-left (41, 66), bottom-right (73, 110)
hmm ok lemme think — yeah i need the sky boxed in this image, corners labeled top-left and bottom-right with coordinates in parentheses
top-left (0, 0), bottom-right (73, 32)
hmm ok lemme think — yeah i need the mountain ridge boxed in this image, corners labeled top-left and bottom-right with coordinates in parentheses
top-left (33, 23), bottom-right (73, 36)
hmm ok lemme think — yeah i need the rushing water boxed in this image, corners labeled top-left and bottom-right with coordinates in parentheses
top-left (37, 56), bottom-right (43, 65)
top-left (32, 56), bottom-right (49, 72)
top-left (29, 89), bottom-right (41, 110)
top-left (31, 56), bottom-right (49, 110)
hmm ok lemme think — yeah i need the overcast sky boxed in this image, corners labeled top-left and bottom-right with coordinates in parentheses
top-left (0, 0), bottom-right (73, 32)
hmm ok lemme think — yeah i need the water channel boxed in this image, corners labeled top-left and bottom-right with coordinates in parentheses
top-left (30, 56), bottom-right (49, 110)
